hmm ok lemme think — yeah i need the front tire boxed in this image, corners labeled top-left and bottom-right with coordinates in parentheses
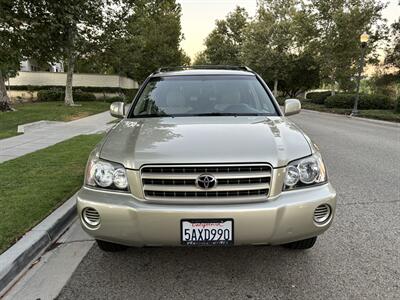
top-left (282, 236), bottom-right (317, 249)
top-left (96, 239), bottom-right (128, 252)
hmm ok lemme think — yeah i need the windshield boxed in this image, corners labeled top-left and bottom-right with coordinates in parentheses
top-left (131, 75), bottom-right (278, 117)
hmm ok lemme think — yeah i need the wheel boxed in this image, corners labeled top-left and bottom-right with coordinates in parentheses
top-left (282, 236), bottom-right (317, 250)
top-left (96, 239), bottom-right (128, 252)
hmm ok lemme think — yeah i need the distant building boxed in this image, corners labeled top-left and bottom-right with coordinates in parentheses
top-left (20, 59), bottom-right (64, 73)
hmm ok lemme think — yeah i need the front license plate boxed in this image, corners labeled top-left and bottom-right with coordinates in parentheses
top-left (181, 219), bottom-right (234, 246)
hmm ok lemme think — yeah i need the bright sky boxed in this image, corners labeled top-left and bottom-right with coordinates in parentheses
top-left (177, 0), bottom-right (400, 60)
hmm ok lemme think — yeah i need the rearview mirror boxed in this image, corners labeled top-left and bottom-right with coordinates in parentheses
top-left (110, 102), bottom-right (125, 118)
top-left (284, 99), bottom-right (301, 116)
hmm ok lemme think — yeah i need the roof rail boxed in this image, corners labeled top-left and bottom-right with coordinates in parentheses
top-left (155, 65), bottom-right (254, 73)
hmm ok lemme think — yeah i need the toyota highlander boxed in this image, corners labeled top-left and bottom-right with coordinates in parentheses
top-left (78, 66), bottom-right (336, 251)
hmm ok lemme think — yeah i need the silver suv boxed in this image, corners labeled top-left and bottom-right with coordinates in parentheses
top-left (78, 66), bottom-right (336, 252)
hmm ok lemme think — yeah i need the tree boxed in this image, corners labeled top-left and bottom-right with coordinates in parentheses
top-left (0, 21), bottom-right (19, 111)
top-left (77, 0), bottom-right (189, 83)
top-left (0, 0), bottom-right (30, 111)
top-left (309, 0), bottom-right (388, 92)
top-left (34, 0), bottom-right (118, 105)
top-left (199, 6), bottom-right (248, 65)
top-left (122, 0), bottom-right (189, 82)
top-left (385, 17), bottom-right (400, 69)
top-left (193, 52), bottom-right (210, 65)
top-left (242, 0), bottom-right (301, 96)
top-left (280, 54), bottom-right (320, 97)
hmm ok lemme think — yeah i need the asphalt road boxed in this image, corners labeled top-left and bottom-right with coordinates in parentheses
top-left (58, 111), bottom-right (400, 300)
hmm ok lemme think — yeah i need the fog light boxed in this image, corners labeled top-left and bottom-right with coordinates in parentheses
top-left (82, 207), bottom-right (100, 227)
top-left (313, 204), bottom-right (331, 224)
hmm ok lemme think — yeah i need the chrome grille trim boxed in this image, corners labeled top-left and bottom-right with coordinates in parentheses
top-left (140, 164), bottom-right (272, 203)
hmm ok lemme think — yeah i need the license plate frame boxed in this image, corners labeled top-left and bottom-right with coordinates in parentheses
top-left (180, 218), bottom-right (234, 246)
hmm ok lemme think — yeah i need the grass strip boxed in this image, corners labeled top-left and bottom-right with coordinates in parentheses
top-left (0, 134), bottom-right (103, 253)
top-left (301, 102), bottom-right (400, 123)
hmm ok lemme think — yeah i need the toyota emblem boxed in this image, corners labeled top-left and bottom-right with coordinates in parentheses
top-left (195, 174), bottom-right (217, 190)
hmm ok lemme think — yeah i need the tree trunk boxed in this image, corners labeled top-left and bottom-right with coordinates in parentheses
top-left (273, 79), bottom-right (278, 97)
top-left (64, 26), bottom-right (76, 106)
top-left (0, 70), bottom-right (12, 111)
top-left (64, 52), bottom-right (75, 106)
top-left (331, 77), bottom-right (336, 96)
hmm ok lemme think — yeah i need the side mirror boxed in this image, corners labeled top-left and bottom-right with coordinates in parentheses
top-left (284, 99), bottom-right (301, 116)
top-left (110, 102), bottom-right (125, 118)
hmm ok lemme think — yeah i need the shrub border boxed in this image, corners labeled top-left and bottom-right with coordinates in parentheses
top-left (9, 85), bottom-right (137, 93)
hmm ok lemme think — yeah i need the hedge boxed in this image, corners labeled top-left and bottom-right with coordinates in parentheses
top-left (104, 96), bottom-right (125, 103)
top-left (37, 89), bottom-right (96, 102)
top-left (10, 85), bottom-right (136, 94)
top-left (324, 94), bottom-right (394, 110)
top-left (306, 91), bottom-right (332, 104)
top-left (275, 97), bottom-right (285, 105)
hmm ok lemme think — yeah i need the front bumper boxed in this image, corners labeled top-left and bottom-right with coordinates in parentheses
top-left (77, 183), bottom-right (336, 246)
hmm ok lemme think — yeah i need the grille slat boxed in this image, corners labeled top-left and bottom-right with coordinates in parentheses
top-left (143, 183), bottom-right (270, 192)
top-left (141, 171), bottom-right (271, 180)
top-left (141, 164), bottom-right (272, 203)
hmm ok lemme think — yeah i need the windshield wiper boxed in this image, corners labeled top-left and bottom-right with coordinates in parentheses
top-left (190, 113), bottom-right (263, 116)
top-left (133, 113), bottom-right (173, 118)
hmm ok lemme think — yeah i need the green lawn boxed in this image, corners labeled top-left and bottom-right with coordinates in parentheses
top-left (301, 102), bottom-right (400, 123)
top-left (0, 134), bottom-right (103, 253)
top-left (0, 101), bottom-right (110, 139)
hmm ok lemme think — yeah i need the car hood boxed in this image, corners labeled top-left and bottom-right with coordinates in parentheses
top-left (100, 116), bottom-right (312, 169)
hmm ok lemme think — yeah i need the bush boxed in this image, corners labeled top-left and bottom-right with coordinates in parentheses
top-left (73, 91), bottom-right (96, 102)
top-left (396, 97), bottom-right (400, 113)
top-left (123, 89), bottom-right (138, 101)
top-left (11, 85), bottom-right (137, 94)
top-left (275, 96), bottom-right (285, 105)
top-left (104, 96), bottom-right (125, 103)
top-left (37, 89), bottom-right (64, 102)
top-left (37, 89), bottom-right (96, 102)
top-left (306, 91), bottom-right (332, 104)
top-left (325, 94), bottom-right (393, 110)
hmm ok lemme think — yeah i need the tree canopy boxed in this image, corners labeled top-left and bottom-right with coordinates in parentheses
top-left (77, 0), bottom-right (189, 83)
top-left (194, 6), bottom-right (248, 65)
top-left (0, 0), bottom-right (188, 109)
top-left (198, 0), bottom-right (391, 97)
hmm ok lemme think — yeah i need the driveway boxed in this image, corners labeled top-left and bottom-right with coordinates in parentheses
top-left (9, 110), bottom-right (400, 299)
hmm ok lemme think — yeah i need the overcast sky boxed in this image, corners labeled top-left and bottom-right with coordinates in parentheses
top-left (177, 0), bottom-right (400, 59)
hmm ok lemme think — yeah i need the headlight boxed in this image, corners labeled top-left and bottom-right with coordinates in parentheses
top-left (85, 156), bottom-right (129, 191)
top-left (283, 153), bottom-right (327, 190)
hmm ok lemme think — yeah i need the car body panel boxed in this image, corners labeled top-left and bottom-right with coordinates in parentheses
top-left (100, 116), bottom-right (312, 170)
top-left (77, 183), bottom-right (336, 247)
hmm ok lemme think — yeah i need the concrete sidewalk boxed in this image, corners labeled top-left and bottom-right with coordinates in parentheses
top-left (2, 220), bottom-right (94, 300)
top-left (0, 111), bottom-right (115, 163)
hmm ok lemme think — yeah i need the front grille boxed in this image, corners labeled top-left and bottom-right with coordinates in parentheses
top-left (141, 164), bottom-right (272, 203)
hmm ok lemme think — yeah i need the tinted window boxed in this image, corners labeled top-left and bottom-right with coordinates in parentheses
top-left (131, 75), bottom-right (277, 117)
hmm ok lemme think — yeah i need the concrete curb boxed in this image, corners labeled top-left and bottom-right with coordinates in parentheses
top-left (0, 193), bottom-right (78, 296)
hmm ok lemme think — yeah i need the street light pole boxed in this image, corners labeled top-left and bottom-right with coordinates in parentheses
top-left (351, 33), bottom-right (369, 116)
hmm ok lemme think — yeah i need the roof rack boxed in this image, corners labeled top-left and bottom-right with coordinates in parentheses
top-left (155, 65), bottom-right (254, 73)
